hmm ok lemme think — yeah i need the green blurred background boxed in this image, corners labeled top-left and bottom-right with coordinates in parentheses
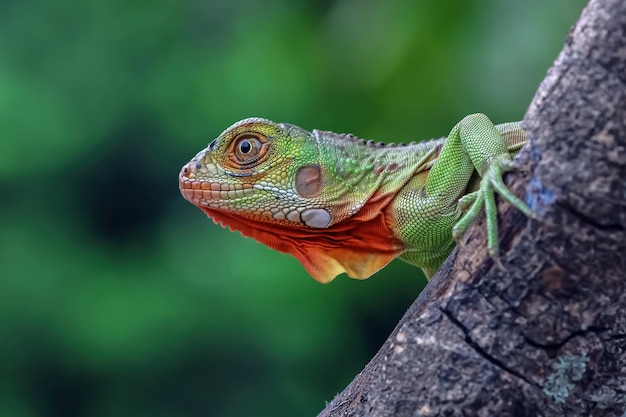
top-left (0, 0), bottom-right (585, 416)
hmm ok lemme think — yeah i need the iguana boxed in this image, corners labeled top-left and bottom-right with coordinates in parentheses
top-left (179, 113), bottom-right (533, 283)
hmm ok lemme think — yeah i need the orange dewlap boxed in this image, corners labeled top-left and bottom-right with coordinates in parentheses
top-left (196, 190), bottom-right (405, 283)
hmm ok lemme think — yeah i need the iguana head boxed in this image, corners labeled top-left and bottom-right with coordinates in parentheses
top-left (179, 118), bottom-right (405, 283)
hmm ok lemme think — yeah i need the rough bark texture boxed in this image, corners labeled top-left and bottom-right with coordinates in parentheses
top-left (318, 0), bottom-right (626, 415)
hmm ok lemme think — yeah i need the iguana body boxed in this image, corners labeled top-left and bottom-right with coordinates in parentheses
top-left (179, 114), bottom-right (532, 283)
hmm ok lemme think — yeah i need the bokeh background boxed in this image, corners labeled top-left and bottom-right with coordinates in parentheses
top-left (1, 0), bottom-right (586, 416)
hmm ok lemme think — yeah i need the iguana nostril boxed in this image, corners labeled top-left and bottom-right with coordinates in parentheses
top-left (181, 162), bottom-right (196, 179)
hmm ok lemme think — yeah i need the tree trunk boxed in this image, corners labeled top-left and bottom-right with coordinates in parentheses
top-left (318, 0), bottom-right (626, 415)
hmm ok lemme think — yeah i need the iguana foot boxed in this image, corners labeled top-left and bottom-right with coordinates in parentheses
top-left (452, 156), bottom-right (534, 267)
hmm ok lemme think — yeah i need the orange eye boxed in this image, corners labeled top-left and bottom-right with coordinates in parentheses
top-left (232, 134), bottom-right (265, 164)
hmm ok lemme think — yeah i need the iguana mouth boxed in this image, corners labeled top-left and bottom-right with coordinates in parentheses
top-left (178, 162), bottom-right (255, 206)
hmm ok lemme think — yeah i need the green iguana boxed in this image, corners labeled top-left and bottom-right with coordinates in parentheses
top-left (179, 114), bottom-right (533, 283)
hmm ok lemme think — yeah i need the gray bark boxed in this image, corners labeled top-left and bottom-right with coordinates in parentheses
top-left (318, 0), bottom-right (626, 415)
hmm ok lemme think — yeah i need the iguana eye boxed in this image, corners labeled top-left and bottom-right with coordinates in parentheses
top-left (231, 134), bottom-right (266, 165)
top-left (239, 140), bottom-right (252, 154)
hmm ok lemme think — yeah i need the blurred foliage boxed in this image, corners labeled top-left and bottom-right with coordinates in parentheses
top-left (0, 0), bottom-right (586, 416)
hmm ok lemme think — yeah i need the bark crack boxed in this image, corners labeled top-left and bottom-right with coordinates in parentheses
top-left (439, 307), bottom-right (539, 388)
top-left (523, 327), bottom-right (611, 350)
top-left (558, 201), bottom-right (625, 232)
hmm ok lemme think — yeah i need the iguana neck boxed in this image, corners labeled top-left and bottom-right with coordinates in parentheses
top-left (311, 129), bottom-right (444, 224)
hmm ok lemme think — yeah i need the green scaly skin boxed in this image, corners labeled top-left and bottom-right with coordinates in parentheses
top-left (179, 113), bottom-right (533, 283)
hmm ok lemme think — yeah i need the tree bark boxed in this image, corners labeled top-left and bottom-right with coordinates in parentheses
top-left (318, 0), bottom-right (626, 415)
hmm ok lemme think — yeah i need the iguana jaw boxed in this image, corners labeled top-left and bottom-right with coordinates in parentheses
top-left (179, 159), bottom-right (331, 229)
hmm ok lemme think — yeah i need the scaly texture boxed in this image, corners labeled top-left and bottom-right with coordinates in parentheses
top-left (179, 114), bottom-right (532, 283)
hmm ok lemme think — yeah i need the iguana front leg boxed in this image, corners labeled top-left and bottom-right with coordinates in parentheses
top-left (450, 115), bottom-right (534, 264)
top-left (394, 113), bottom-right (533, 276)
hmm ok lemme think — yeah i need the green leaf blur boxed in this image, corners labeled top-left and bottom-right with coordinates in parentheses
top-left (0, 1), bottom-right (585, 416)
